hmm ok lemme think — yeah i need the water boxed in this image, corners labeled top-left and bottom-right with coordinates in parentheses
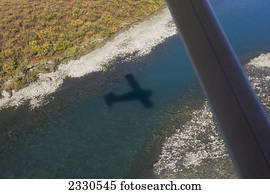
top-left (0, 37), bottom-right (197, 178)
top-left (213, 0), bottom-right (270, 61)
top-left (0, 0), bottom-right (270, 178)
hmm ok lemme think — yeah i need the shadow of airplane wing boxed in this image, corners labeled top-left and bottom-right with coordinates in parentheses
top-left (125, 74), bottom-right (141, 91)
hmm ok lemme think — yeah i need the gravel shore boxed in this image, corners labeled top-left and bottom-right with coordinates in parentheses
top-left (153, 53), bottom-right (270, 178)
top-left (0, 8), bottom-right (177, 110)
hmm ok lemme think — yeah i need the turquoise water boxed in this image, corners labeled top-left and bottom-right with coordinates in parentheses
top-left (0, 0), bottom-right (270, 178)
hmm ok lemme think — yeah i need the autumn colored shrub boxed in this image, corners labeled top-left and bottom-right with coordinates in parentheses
top-left (0, 0), bottom-right (165, 93)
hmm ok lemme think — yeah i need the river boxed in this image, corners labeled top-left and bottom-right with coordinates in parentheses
top-left (0, 0), bottom-right (270, 178)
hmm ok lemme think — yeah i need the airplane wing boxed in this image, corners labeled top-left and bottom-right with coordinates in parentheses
top-left (125, 74), bottom-right (142, 91)
top-left (166, 0), bottom-right (270, 178)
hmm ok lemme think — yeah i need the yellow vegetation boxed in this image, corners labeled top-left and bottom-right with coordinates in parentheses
top-left (0, 0), bottom-right (165, 93)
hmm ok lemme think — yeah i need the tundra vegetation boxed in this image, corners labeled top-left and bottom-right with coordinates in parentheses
top-left (0, 0), bottom-right (165, 95)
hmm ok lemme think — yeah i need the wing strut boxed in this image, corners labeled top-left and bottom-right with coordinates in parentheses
top-left (166, 0), bottom-right (270, 178)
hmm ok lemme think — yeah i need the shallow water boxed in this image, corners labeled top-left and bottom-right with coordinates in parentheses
top-left (0, 36), bottom-right (198, 178)
top-left (0, 0), bottom-right (270, 178)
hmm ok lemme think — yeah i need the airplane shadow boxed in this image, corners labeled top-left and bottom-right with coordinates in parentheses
top-left (104, 74), bottom-right (154, 108)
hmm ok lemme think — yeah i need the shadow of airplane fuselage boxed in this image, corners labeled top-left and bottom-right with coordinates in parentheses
top-left (105, 74), bottom-right (153, 108)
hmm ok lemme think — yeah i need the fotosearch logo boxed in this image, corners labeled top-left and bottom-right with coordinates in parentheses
top-left (120, 181), bottom-right (202, 191)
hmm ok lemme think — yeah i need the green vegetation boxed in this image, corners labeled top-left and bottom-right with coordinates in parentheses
top-left (0, 0), bottom-right (165, 94)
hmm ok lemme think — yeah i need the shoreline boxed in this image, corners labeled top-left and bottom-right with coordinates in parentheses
top-left (153, 56), bottom-right (270, 178)
top-left (1, 5), bottom-right (270, 177)
top-left (1, 3), bottom-right (270, 111)
top-left (0, 7), bottom-right (177, 110)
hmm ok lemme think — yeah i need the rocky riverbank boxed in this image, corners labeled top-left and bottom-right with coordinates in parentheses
top-left (0, 8), bottom-right (177, 110)
top-left (153, 53), bottom-right (270, 178)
